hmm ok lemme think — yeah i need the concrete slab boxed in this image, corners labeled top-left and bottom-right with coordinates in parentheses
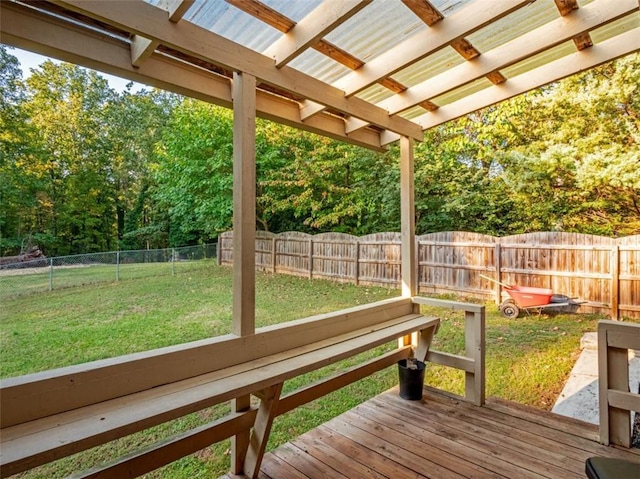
top-left (553, 332), bottom-right (640, 426)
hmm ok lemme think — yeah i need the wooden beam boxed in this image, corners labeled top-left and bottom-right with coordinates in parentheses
top-left (334, 0), bottom-right (532, 97)
top-left (554, 0), bottom-right (579, 17)
top-left (130, 35), bottom-right (158, 67)
top-left (312, 39), bottom-right (364, 70)
top-left (378, 0), bottom-right (637, 116)
top-left (414, 27), bottom-right (640, 131)
top-left (401, 0), bottom-right (443, 26)
top-left (264, 0), bottom-right (371, 68)
top-left (226, 0), bottom-right (294, 33)
top-left (400, 137), bottom-right (416, 298)
top-left (0, 2), bottom-right (383, 151)
top-left (232, 71), bottom-right (256, 338)
top-left (158, 0), bottom-right (195, 22)
top-left (51, 0), bottom-right (423, 140)
top-left (132, 1), bottom-right (193, 66)
top-left (73, 411), bottom-right (257, 479)
top-left (451, 38), bottom-right (481, 60)
top-left (553, 0), bottom-right (593, 52)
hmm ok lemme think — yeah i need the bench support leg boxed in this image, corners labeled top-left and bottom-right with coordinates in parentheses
top-left (231, 395), bottom-right (252, 474)
top-left (244, 383), bottom-right (283, 479)
top-left (414, 324), bottom-right (438, 362)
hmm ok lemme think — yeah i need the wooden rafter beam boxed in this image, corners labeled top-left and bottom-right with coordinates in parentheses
top-left (335, 0), bottom-right (531, 97)
top-left (159, 0), bottom-right (195, 22)
top-left (413, 27), bottom-right (640, 131)
top-left (312, 40), bottom-right (363, 70)
top-left (131, 1), bottom-right (194, 68)
top-left (225, 0), bottom-right (414, 125)
top-left (379, 26), bottom-right (640, 145)
top-left (554, 0), bottom-right (593, 51)
top-left (554, 0), bottom-right (579, 17)
top-left (225, 0), bottom-right (294, 32)
top-left (401, 0), bottom-right (443, 25)
top-left (0, 1), bottom-right (385, 151)
top-left (377, 0), bottom-right (637, 116)
top-left (49, 0), bottom-right (423, 140)
top-left (263, 0), bottom-right (371, 68)
top-left (401, 2), bottom-right (495, 103)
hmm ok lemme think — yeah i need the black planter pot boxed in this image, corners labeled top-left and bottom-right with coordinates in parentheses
top-left (397, 358), bottom-right (425, 400)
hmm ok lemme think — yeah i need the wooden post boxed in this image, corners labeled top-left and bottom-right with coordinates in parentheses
top-left (216, 234), bottom-right (222, 266)
top-left (598, 322), bottom-right (632, 446)
top-left (465, 309), bottom-right (486, 406)
top-left (354, 239), bottom-right (360, 286)
top-left (230, 71), bottom-right (256, 475)
top-left (272, 237), bottom-right (277, 273)
top-left (231, 71), bottom-right (256, 337)
top-left (400, 136), bottom-right (416, 298)
top-left (610, 244), bottom-right (620, 320)
top-left (494, 242), bottom-right (502, 305)
top-left (308, 238), bottom-right (313, 279)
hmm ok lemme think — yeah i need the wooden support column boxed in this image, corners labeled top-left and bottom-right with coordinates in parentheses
top-left (231, 71), bottom-right (256, 475)
top-left (400, 136), bottom-right (416, 299)
top-left (232, 71), bottom-right (256, 337)
top-left (400, 136), bottom-right (416, 350)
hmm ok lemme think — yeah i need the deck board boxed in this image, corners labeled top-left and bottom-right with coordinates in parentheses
top-left (228, 387), bottom-right (640, 479)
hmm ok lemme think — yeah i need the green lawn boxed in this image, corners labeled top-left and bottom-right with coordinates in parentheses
top-left (0, 261), bottom-right (603, 478)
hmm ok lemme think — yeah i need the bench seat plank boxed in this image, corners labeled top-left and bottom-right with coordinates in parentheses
top-left (1, 314), bottom-right (439, 476)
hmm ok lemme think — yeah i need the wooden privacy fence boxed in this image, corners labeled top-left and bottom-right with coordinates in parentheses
top-left (218, 231), bottom-right (640, 319)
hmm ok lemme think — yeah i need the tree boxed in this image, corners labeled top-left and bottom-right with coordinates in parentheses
top-left (153, 100), bottom-right (235, 245)
top-left (0, 45), bottom-right (34, 254)
top-left (103, 87), bottom-right (176, 249)
top-left (22, 61), bottom-right (117, 254)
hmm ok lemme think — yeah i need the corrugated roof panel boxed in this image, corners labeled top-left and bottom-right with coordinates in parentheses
top-left (590, 12), bottom-right (640, 43)
top-left (500, 41), bottom-right (578, 79)
top-left (466, 0), bottom-right (559, 53)
top-left (392, 46), bottom-right (467, 89)
top-left (357, 83), bottom-right (393, 104)
top-left (430, 76), bottom-right (494, 106)
top-left (398, 104), bottom-right (429, 121)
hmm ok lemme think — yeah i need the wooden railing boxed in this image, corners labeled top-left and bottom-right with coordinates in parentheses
top-left (0, 295), bottom-right (486, 478)
top-left (413, 296), bottom-right (486, 406)
top-left (598, 320), bottom-right (640, 447)
top-left (1, 297), bottom-right (444, 479)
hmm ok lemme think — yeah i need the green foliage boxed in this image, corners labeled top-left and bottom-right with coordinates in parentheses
top-left (1, 50), bottom-right (638, 253)
top-left (153, 100), bottom-right (235, 245)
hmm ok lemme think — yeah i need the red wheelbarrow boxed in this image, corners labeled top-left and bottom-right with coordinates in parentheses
top-left (480, 274), bottom-right (581, 318)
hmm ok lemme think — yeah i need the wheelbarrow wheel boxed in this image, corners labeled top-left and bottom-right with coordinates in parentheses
top-left (500, 300), bottom-right (520, 319)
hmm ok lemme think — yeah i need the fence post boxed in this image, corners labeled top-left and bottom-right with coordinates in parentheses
top-left (494, 242), bottom-right (502, 305)
top-left (272, 237), bottom-right (277, 273)
top-left (354, 239), bottom-right (360, 285)
top-left (308, 238), bottom-right (313, 280)
top-left (610, 244), bottom-right (620, 320)
top-left (217, 236), bottom-right (222, 266)
top-left (172, 248), bottom-right (175, 276)
top-left (116, 251), bottom-right (120, 282)
top-left (49, 258), bottom-right (53, 291)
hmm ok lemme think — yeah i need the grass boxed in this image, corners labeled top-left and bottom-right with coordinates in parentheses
top-left (0, 261), bottom-right (604, 478)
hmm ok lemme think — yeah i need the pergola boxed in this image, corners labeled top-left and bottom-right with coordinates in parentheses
top-left (1, 1), bottom-right (640, 478)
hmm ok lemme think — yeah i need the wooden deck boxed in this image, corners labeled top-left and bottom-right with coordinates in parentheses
top-left (224, 387), bottom-right (640, 479)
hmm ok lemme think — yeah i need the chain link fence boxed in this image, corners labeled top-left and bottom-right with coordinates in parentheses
top-left (0, 244), bottom-right (217, 300)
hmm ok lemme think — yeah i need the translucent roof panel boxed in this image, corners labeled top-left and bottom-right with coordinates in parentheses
top-left (466, 0), bottom-right (560, 53)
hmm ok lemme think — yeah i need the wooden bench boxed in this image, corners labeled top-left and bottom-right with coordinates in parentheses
top-left (0, 297), bottom-right (439, 478)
